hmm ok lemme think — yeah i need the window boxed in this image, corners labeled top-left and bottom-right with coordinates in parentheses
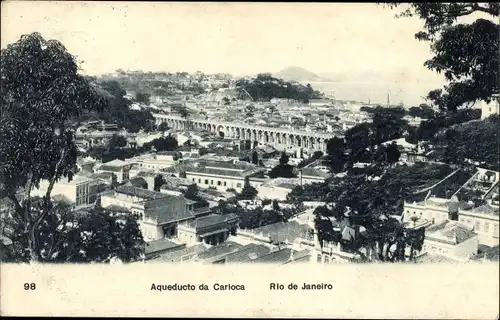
top-left (224, 181), bottom-right (227, 186)
top-left (210, 180), bottom-right (214, 185)
top-left (484, 222), bottom-right (489, 233)
top-left (494, 224), bottom-right (499, 238)
top-left (192, 178), bottom-right (195, 182)
top-left (217, 181), bottom-right (221, 186)
top-left (236, 183), bottom-right (242, 188)
top-left (205, 179), bottom-right (209, 185)
top-left (475, 221), bottom-right (480, 231)
top-left (198, 179), bottom-right (201, 183)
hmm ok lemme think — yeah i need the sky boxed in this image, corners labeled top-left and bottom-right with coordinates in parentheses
top-left (1, 2), bottom-right (457, 104)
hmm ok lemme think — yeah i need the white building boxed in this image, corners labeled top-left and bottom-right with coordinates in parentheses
top-left (422, 220), bottom-right (479, 261)
top-left (185, 160), bottom-right (266, 192)
top-left (95, 159), bottom-right (132, 183)
top-left (32, 175), bottom-right (99, 210)
top-left (477, 94), bottom-right (499, 120)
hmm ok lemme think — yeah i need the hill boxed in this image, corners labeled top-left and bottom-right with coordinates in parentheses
top-left (273, 66), bottom-right (322, 82)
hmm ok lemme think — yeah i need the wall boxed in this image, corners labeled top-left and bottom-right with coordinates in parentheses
top-left (177, 226), bottom-right (198, 246)
top-left (101, 193), bottom-right (140, 210)
top-left (257, 185), bottom-right (292, 201)
top-left (186, 172), bottom-right (246, 192)
top-left (140, 221), bottom-right (165, 242)
top-left (458, 212), bottom-right (499, 246)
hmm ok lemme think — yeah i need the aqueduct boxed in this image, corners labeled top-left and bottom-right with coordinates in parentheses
top-left (152, 114), bottom-right (337, 152)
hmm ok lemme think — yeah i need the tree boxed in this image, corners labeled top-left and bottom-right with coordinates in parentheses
top-left (153, 175), bottom-right (166, 192)
top-left (1, 203), bottom-right (145, 263)
top-left (107, 134), bottom-right (127, 150)
top-left (251, 150), bottom-right (259, 165)
top-left (135, 92), bottom-right (150, 104)
top-left (385, 142), bottom-right (401, 166)
top-left (385, 3), bottom-right (499, 111)
top-left (157, 122), bottom-right (170, 132)
top-left (268, 152), bottom-right (296, 179)
top-left (0, 33), bottom-right (107, 261)
top-left (144, 135), bottom-right (178, 152)
top-left (326, 137), bottom-right (346, 173)
top-left (237, 177), bottom-right (258, 200)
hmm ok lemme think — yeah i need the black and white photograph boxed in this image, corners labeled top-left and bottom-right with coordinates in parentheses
top-left (0, 1), bottom-right (499, 317)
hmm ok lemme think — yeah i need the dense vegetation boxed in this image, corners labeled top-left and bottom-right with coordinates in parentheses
top-left (0, 33), bottom-right (145, 262)
top-left (433, 114), bottom-right (499, 170)
top-left (236, 73), bottom-right (323, 103)
top-left (385, 3), bottom-right (499, 111)
top-left (216, 199), bottom-right (299, 230)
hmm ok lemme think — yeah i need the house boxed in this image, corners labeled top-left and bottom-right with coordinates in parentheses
top-left (95, 159), bottom-right (132, 183)
top-left (308, 99), bottom-right (334, 107)
top-left (144, 238), bottom-right (185, 260)
top-left (422, 220), bottom-right (479, 261)
top-left (31, 175), bottom-right (99, 210)
top-left (131, 196), bottom-right (194, 241)
top-left (191, 241), bottom-right (243, 264)
top-left (403, 169), bottom-right (499, 246)
top-left (299, 167), bottom-right (333, 184)
top-left (177, 213), bottom-right (239, 246)
top-left (185, 159), bottom-right (266, 192)
top-left (212, 243), bottom-right (271, 264)
top-left (124, 176), bottom-right (149, 189)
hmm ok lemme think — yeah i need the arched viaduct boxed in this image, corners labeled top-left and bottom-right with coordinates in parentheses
top-left (153, 114), bottom-right (338, 152)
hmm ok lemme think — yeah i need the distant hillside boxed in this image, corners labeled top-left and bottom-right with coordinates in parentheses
top-left (273, 66), bottom-right (322, 82)
top-left (202, 87), bottom-right (253, 103)
top-left (236, 73), bottom-right (323, 103)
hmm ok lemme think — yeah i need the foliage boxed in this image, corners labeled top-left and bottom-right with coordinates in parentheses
top-left (416, 108), bottom-right (482, 142)
top-left (251, 150), bottom-right (259, 165)
top-left (432, 114), bottom-right (499, 170)
top-left (312, 170), bottom-right (425, 261)
top-left (235, 73), bottom-right (323, 103)
top-left (0, 33), bottom-right (106, 261)
top-left (236, 177), bottom-right (258, 200)
top-left (326, 137), bottom-right (347, 173)
top-left (106, 134), bottom-right (127, 150)
top-left (268, 152), bottom-right (297, 179)
top-left (143, 135), bottom-right (178, 152)
top-left (407, 104), bottom-right (435, 119)
top-left (341, 108), bottom-right (408, 165)
top-left (95, 80), bottom-right (156, 133)
top-left (385, 3), bottom-right (499, 111)
top-left (135, 92), bottom-right (150, 104)
top-left (1, 202), bottom-right (145, 263)
top-left (157, 122), bottom-right (170, 132)
top-left (216, 199), bottom-right (299, 230)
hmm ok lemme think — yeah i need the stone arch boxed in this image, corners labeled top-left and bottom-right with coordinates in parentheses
top-left (216, 125), bottom-right (225, 137)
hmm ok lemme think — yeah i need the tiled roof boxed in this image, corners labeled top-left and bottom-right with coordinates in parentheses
top-left (98, 165), bottom-right (124, 173)
top-left (426, 220), bottom-right (477, 245)
top-left (195, 241), bottom-right (243, 261)
top-left (143, 197), bottom-right (193, 225)
top-left (300, 167), bottom-right (332, 178)
top-left (145, 239), bottom-right (184, 255)
top-left (250, 248), bottom-right (296, 264)
top-left (115, 185), bottom-right (166, 200)
top-left (222, 243), bottom-right (271, 263)
top-left (158, 244), bottom-right (208, 263)
top-left (190, 213), bottom-right (239, 231)
top-left (415, 253), bottom-right (458, 263)
top-left (127, 177), bottom-right (148, 188)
